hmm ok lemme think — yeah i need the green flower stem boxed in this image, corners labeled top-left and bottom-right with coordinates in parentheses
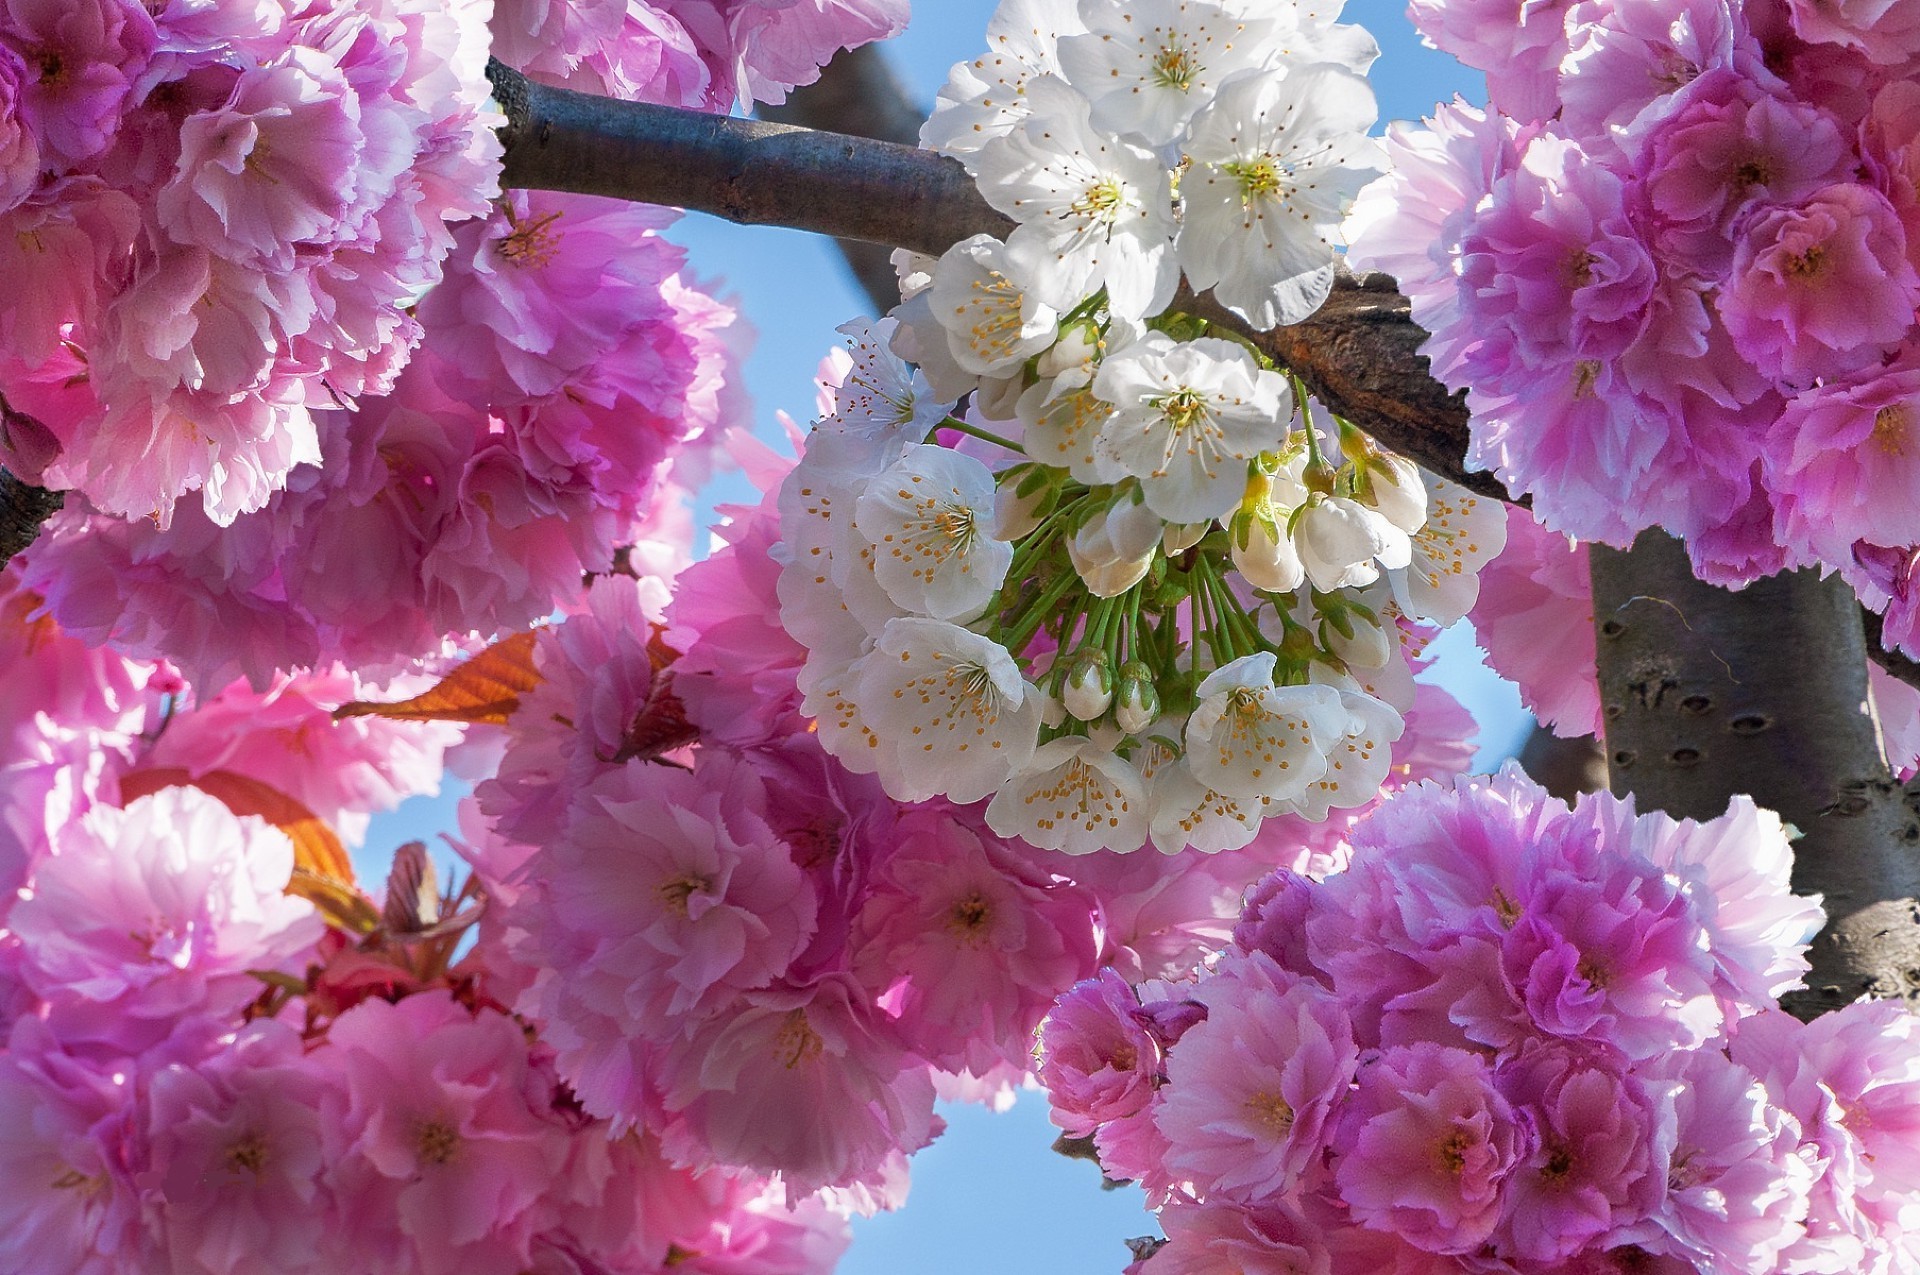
top-left (935, 416), bottom-right (1026, 455)
top-left (999, 567), bottom-right (1081, 656)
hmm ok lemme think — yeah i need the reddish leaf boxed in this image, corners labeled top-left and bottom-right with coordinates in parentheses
top-left (333, 630), bottom-right (542, 726)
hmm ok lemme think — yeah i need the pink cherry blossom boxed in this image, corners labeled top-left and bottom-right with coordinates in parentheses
top-left (7, 787), bottom-right (321, 1056)
top-left (1038, 969), bottom-right (1164, 1139)
top-left (1332, 1042), bottom-right (1532, 1255)
top-left (0, 1021), bottom-right (141, 1275)
top-left (1492, 1044), bottom-right (1660, 1264)
top-left (1719, 181), bottom-right (1920, 386)
top-left (1470, 506), bottom-right (1602, 738)
top-left (852, 807), bottom-right (1098, 1075)
top-left (140, 1020), bottom-right (341, 1275)
top-left (657, 973), bottom-right (938, 1194)
top-left (321, 992), bottom-right (570, 1275)
top-left (1154, 952), bottom-right (1358, 1203)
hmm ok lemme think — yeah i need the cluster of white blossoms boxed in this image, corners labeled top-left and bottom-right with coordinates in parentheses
top-left (771, 0), bottom-right (1510, 856)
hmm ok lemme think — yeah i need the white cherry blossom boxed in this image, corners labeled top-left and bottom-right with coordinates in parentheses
top-left (821, 317), bottom-right (956, 460)
top-left (1091, 333), bottom-right (1291, 522)
top-left (1183, 652), bottom-right (1349, 802)
top-left (1017, 320), bottom-right (1138, 484)
top-left (853, 618), bottom-right (1044, 803)
top-left (1290, 687), bottom-right (1404, 822)
top-left (1295, 494), bottom-right (1411, 593)
top-left (1388, 474), bottom-right (1509, 625)
top-left (922, 0), bottom-right (1088, 160)
top-left (1136, 723), bottom-right (1269, 854)
top-left (1179, 63), bottom-right (1384, 330)
top-left (986, 737), bottom-right (1149, 854)
top-left (853, 445), bottom-right (1013, 622)
top-left (1057, 0), bottom-right (1284, 148)
top-left (971, 76), bottom-right (1179, 319)
top-left (1067, 491), bottom-right (1164, 597)
top-left (928, 234), bottom-right (1060, 377)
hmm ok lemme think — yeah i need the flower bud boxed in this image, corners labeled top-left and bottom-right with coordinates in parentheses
top-left (1365, 454), bottom-right (1429, 534)
top-left (1063, 649), bottom-right (1114, 721)
top-left (1162, 521), bottom-right (1209, 555)
top-left (1068, 497), bottom-right (1162, 598)
top-left (1229, 512), bottom-right (1306, 594)
top-left (1114, 661), bottom-right (1159, 734)
top-left (1327, 609), bottom-right (1392, 669)
top-left (995, 466), bottom-right (1053, 540)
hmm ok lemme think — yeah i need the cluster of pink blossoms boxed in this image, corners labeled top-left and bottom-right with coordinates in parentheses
top-left (463, 423), bottom-right (1481, 1200)
top-left (1, 0), bottom-right (915, 690)
top-left (0, 559), bottom-right (855, 1275)
top-left (1042, 766), bottom-right (1920, 1275)
top-left (1347, 0), bottom-right (1920, 656)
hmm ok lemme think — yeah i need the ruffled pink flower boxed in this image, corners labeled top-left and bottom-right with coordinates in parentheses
top-left (1770, 352), bottom-right (1920, 560)
top-left (479, 571), bottom-right (674, 848)
top-left (0, 1021), bottom-right (141, 1275)
top-left (1783, 0), bottom-right (1920, 66)
top-left (1500, 853), bottom-right (1723, 1058)
top-left (157, 49), bottom-right (371, 268)
top-left (852, 809), bottom-right (1098, 1074)
top-left (657, 973), bottom-right (938, 1193)
top-left (1559, 0), bottom-right (1768, 148)
top-left (1636, 69), bottom-right (1849, 276)
top-left (1719, 181), bottom-right (1920, 385)
top-left (1154, 952), bottom-right (1358, 1203)
top-left (1620, 1046), bottom-right (1810, 1271)
top-left (1492, 1044), bottom-right (1660, 1265)
top-left (0, 41), bottom-right (38, 212)
top-left (140, 1020), bottom-right (341, 1275)
top-left (1457, 134), bottom-right (1657, 367)
top-left (8, 787), bottom-right (321, 1055)
top-left (656, 0), bottom-right (908, 106)
top-left (419, 190), bottom-right (686, 400)
top-left (0, 0), bottom-right (153, 167)
top-left (321, 992), bottom-right (570, 1275)
top-left (518, 754), bottom-right (816, 1052)
top-left (1332, 1043), bottom-right (1532, 1255)
top-left (1038, 969), bottom-right (1164, 1139)
top-left (140, 664), bottom-right (460, 846)
top-left (1403, 0), bottom-right (1572, 117)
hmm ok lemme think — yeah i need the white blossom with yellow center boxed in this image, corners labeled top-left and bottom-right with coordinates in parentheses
top-left (1389, 473), bottom-right (1509, 625)
top-left (1184, 652), bottom-right (1350, 802)
top-left (1056, 0), bottom-right (1284, 148)
top-left (987, 737), bottom-right (1149, 854)
top-left (1180, 64), bottom-right (1384, 330)
top-left (970, 75), bottom-right (1179, 320)
top-left (1291, 683), bottom-right (1404, 822)
top-left (853, 444), bottom-right (1013, 622)
top-left (928, 234), bottom-right (1060, 377)
top-left (853, 618), bottom-right (1043, 803)
top-left (1092, 332), bottom-right (1291, 522)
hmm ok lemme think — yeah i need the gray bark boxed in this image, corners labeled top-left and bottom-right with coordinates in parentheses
top-left (758, 44), bottom-right (926, 312)
top-left (1592, 531), bottom-right (1920, 1015)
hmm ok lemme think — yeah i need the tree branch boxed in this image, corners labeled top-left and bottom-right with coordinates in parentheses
top-left (757, 44), bottom-right (926, 312)
top-left (1591, 530), bottom-right (1920, 1014)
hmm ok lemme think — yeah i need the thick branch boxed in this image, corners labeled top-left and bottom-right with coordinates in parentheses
top-left (758, 44), bottom-right (928, 311)
top-left (1591, 530), bottom-right (1920, 1014)
top-left (488, 61), bottom-right (1498, 498)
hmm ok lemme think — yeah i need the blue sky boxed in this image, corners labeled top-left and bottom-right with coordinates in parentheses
top-left (367, 6), bottom-right (1511, 1271)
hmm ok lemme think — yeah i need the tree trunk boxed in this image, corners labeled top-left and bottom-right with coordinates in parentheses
top-left (1590, 530), bottom-right (1920, 1015)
